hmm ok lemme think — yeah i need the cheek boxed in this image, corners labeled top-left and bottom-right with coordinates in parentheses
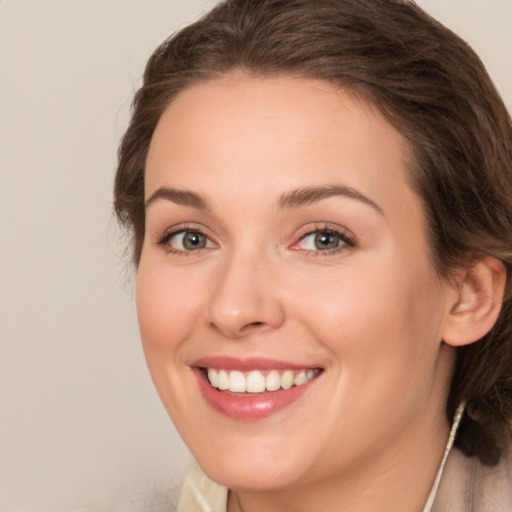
top-left (291, 256), bottom-right (447, 437)
top-left (289, 253), bottom-right (444, 370)
top-left (135, 263), bottom-right (203, 356)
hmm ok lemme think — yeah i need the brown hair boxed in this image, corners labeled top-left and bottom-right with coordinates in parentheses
top-left (114, 0), bottom-right (512, 464)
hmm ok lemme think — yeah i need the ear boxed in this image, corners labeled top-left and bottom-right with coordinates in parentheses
top-left (443, 256), bottom-right (506, 347)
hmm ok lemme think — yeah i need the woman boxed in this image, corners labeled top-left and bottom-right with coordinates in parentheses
top-left (114, 0), bottom-right (512, 510)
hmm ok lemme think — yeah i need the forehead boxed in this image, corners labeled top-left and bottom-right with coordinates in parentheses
top-left (145, 75), bottom-right (417, 220)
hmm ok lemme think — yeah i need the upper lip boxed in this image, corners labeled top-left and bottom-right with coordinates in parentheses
top-left (191, 356), bottom-right (322, 372)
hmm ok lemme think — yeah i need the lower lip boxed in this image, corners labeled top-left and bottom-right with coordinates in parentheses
top-left (193, 368), bottom-right (319, 420)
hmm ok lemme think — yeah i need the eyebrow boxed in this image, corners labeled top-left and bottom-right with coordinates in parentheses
top-left (144, 184), bottom-right (383, 215)
top-left (145, 187), bottom-right (209, 211)
top-left (278, 185), bottom-right (384, 214)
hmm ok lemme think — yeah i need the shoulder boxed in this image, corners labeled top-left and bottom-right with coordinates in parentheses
top-left (433, 423), bottom-right (512, 511)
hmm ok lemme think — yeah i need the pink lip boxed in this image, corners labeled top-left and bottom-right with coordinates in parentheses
top-left (191, 358), bottom-right (322, 420)
top-left (192, 356), bottom-right (319, 372)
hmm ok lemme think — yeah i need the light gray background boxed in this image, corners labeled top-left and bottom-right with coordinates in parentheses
top-left (1, 1), bottom-right (511, 511)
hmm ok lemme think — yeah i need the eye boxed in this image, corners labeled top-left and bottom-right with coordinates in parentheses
top-left (301, 231), bottom-right (341, 250)
top-left (295, 227), bottom-right (355, 254)
top-left (159, 229), bottom-right (214, 253)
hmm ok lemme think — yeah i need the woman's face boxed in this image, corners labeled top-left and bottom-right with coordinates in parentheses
top-left (137, 75), bottom-right (457, 492)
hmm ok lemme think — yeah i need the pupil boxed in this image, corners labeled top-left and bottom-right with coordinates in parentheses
top-left (183, 232), bottom-right (206, 250)
top-left (314, 232), bottom-right (339, 250)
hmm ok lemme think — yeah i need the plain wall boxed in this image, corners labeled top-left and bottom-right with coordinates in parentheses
top-left (0, 1), bottom-right (511, 511)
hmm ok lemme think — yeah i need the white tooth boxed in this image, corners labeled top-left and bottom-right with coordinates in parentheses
top-left (306, 369), bottom-right (315, 381)
top-left (246, 370), bottom-right (266, 393)
top-left (207, 368), bottom-right (219, 388)
top-left (266, 370), bottom-right (281, 391)
top-left (218, 370), bottom-right (229, 390)
top-left (229, 370), bottom-right (246, 392)
top-left (281, 370), bottom-right (294, 390)
top-left (294, 370), bottom-right (307, 386)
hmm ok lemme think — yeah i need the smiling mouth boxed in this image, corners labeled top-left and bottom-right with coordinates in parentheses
top-left (202, 368), bottom-right (322, 394)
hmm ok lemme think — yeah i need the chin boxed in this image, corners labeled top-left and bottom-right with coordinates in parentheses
top-left (198, 453), bottom-right (307, 492)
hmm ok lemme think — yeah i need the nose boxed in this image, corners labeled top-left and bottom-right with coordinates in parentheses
top-left (203, 250), bottom-right (285, 339)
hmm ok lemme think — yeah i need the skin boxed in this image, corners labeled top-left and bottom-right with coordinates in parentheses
top-left (137, 75), bottom-right (473, 511)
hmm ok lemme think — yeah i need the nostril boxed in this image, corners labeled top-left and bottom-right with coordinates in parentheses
top-left (240, 321), bottom-right (265, 333)
top-left (208, 319), bottom-right (266, 336)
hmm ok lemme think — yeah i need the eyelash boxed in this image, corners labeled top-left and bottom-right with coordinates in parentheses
top-left (156, 224), bottom-right (356, 256)
top-left (156, 225), bottom-right (215, 256)
top-left (293, 224), bottom-right (356, 256)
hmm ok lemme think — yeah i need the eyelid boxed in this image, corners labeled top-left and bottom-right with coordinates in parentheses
top-left (290, 223), bottom-right (357, 253)
top-left (155, 223), bottom-right (218, 254)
